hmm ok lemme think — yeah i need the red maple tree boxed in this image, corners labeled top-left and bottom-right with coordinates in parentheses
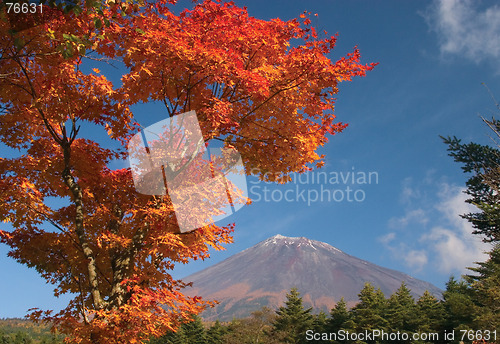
top-left (0, 1), bottom-right (376, 342)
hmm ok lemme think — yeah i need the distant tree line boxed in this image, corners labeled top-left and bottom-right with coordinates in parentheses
top-left (0, 319), bottom-right (63, 344)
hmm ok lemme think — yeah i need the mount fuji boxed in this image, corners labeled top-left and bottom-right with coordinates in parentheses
top-left (184, 235), bottom-right (442, 321)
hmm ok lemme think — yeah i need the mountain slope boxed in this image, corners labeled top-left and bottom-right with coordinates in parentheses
top-left (184, 235), bottom-right (442, 320)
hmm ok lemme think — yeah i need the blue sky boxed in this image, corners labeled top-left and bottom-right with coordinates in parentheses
top-left (2, 0), bottom-right (500, 318)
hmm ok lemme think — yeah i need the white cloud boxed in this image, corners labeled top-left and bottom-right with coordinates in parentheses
top-left (424, 0), bottom-right (500, 64)
top-left (422, 226), bottom-right (486, 273)
top-left (399, 177), bottom-right (420, 204)
top-left (383, 179), bottom-right (491, 276)
top-left (388, 208), bottom-right (429, 229)
top-left (404, 250), bottom-right (428, 272)
top-left (378, 237), bottom-right (428, 272)
top-left (379, 232), bottom-right (396, 244)
top-left (435, 183), bottom-right (476, 234)
top-left (423, 183), bottom-right (490, 274)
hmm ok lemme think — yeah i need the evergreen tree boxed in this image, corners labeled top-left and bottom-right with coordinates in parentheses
top-left (180, 314), bottom-right (206, 344)
top-left (271, 288), bottom-right (314, 344)
top-left (441, 277), bottom-right (475, 336)
top-left (352, 283), bottom-right (388, 340)
top-left (442, 117), bottom-right (500, 243)
top-left (441, 105), bottom-right (500, 342)
top-left (206, 320), bottom-right (228, 344)
top-left (327, 298), bottom-right (354, 334)
top-left (415, 290), bottom-right (445, 334)
top-left (385, 282), bottom-right (417, 334)
top-left (466, 244), bottom-right (500, 332)
top-left (308, 311), bottom-right (328, 344)
top-left (150, 329), bottom-right (186, 344)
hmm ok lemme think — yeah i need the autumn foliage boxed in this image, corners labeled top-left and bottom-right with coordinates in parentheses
top-left (0, 0), bottom-right (375, 343)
